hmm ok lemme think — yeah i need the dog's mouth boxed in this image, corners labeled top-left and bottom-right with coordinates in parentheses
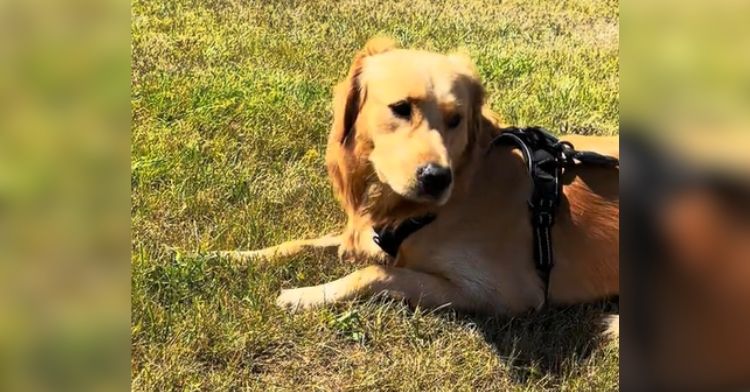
top-left (425, 185), bottom-right (453, 205)
top-left (371, 160), bottom-right (454, 206)
top-left (408, 181), bottom-right (452, 205)
top-left (379, 176), bottom-right (453, 206)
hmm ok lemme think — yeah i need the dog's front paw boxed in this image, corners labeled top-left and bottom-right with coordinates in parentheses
top-left (275, 286), bottom-right (326, 311)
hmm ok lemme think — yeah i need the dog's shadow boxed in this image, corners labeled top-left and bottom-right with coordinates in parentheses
top-left (456, 298), bottom-right (618, 383)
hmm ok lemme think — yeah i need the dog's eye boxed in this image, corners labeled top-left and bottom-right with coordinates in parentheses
top-left (446, 113), bottom-right (462, 128)
top-left (389, 101), bottom-right (412, 119)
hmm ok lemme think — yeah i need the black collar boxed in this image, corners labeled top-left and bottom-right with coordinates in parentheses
top-left (372, 214), bottom-right (436, 258)
top-left (371, 126), bottom-right (619, 305)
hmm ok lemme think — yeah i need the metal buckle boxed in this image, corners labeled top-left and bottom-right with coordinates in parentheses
top-left (554, 141), bottom-right (576, 164)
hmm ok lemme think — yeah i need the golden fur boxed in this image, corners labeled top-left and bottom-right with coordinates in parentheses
top-left (223, 38), bottom-right (619, 316)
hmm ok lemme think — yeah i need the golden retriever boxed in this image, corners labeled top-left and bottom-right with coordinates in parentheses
top-left (222, 37), bottom-right (619, 316)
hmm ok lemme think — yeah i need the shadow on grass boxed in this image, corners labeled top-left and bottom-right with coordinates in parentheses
top-left (461, 298), bottom-right (618, 383)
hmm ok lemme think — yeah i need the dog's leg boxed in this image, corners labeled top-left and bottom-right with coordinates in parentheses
top-left (276, 265), bottom-right (478, 311)
top-left (216, 233), bottom-right (341, 262)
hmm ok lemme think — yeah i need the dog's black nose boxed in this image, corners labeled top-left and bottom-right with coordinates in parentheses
top-left (416, 164), bottom-right (452, 198)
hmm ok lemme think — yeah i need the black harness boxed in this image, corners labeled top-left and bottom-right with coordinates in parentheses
top-left (373, 126), bottom-right (619, 304)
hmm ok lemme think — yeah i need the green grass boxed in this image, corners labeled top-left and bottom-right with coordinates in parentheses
top-left (131, 0), bottom-right (619, 390)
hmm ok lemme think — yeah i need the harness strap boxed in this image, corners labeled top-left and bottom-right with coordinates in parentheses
top-left (490, 126), bottom-right (618, 305)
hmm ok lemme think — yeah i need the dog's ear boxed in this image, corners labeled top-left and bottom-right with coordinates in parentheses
top-left (330, 36), bottom-right (397, 146)
top-left (326, 36), bottom-right (397, 212)
top-left (448, 51), bottom-right (488, 144)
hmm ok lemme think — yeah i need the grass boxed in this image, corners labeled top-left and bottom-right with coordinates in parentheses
top-left (131, 0), bottom-right (619, 390)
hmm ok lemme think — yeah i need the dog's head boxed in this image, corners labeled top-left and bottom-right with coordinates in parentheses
top-left (326, 37), bottom-right (485, 219)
